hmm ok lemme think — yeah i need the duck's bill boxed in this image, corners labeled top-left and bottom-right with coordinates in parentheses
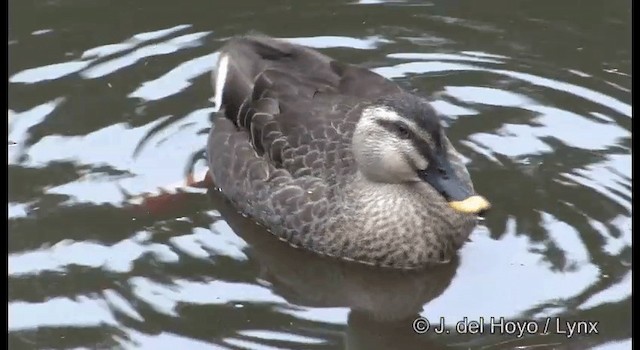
top-left (448, 195), bottom-right (491, 214)
top-left (418, 160), bottom-right (491, 215)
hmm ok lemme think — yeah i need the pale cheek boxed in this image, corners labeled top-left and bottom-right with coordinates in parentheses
top-left (382, 151), bottom-right (417, 179)
top-left (412, 155), bottom-right (429, 171)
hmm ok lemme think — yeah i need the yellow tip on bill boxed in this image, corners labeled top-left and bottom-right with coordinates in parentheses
top-left (448, 195), bottom-right (491, 214)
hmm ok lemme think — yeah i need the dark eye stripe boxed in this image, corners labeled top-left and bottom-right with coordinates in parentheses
top-left (375, 119), bottom-right (435, 159)
top-left (376, 119), bottom-right (415, 139)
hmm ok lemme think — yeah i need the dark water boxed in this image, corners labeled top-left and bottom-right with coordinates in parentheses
top-left (8, 0), bottom-right (632, 349)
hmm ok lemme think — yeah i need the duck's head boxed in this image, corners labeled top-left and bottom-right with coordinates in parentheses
top-left (352, 94), bottom-right (491, 215)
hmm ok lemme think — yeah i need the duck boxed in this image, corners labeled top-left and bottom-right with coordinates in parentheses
top-left (206, 34), bottom-right (490, 270)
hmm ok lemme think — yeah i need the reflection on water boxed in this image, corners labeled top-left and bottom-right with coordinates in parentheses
top-left (9, 0), bottom-right (631, 349)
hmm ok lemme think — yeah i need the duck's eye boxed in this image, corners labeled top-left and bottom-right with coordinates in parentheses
top-left (395, 124), bottom-right (411, 139)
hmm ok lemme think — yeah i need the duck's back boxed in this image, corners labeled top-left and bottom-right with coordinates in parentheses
top-left (218, 35), bottom-right (408, 177)
top-left (207, 35), bottom-right (407, 258)
top-left (213, 35), bottom-right (402, 118)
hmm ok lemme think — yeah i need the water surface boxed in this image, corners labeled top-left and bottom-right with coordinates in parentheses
top-left (8, 0), bottom-right (631, 349)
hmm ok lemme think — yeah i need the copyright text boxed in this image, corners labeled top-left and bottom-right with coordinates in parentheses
top-left (412, 317), bottom-right (599, 338)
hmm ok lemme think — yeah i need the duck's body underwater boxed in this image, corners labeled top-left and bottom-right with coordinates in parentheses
top-left (206, 35), bottom-right (490, 269)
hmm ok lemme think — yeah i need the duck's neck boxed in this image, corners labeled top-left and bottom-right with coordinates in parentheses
top-left (332, 171), bottom-right (477, 268)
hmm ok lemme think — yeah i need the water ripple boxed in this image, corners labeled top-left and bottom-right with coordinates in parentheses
top-left (9, 296), bottom-right (117, 331)
top-left (10, 61), bottom-right (91, 84)
top-left (129, 52), bottom-right (219, 101)
top-left (282, 35), bottom-right (392, 49)
top-left (130, 278), bottom-right (288, 316)
top-left (375, 61), bottom-right (631, 117)
top-left (579, 271), bottom-right (631, 310)
top-left (8, 234), bottom-right (179, 276)
top-left (8, 4), bottom-right (631, 347)
top-left (421, 220), bottom-right (601, 321)
top-left (82, 31), bottom-right (211, 79)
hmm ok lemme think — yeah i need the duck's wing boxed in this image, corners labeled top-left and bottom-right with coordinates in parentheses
top-left (211, 35), bottom-right (404, 183)
top-left (212, 35), bottom-right (403, 118)
top-left (207, 35), bottom-right (409, 248)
